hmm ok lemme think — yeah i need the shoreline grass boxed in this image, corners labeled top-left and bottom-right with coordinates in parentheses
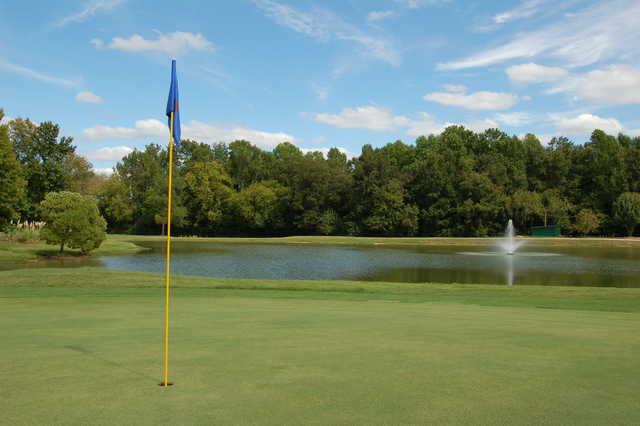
top-left (3, 267), bottom-right (640, 313)
top-left (111, 233), bottom-right (640, 248)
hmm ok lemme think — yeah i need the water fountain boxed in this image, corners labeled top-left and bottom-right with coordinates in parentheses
top-left (499, 219), bottom-right (522, 255)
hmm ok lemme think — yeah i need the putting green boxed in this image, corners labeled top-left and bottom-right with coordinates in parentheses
top-left (2, 269), bottom-right (640, 424)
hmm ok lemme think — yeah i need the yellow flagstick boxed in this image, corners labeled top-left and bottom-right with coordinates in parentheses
top-left (162, 111), bottom-right (175, 387)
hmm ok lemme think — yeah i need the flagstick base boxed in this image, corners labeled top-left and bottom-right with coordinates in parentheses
top-left (158, 382), bottom-right (174, 387)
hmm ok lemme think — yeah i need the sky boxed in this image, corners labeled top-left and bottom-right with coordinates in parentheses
top-left (1, 0), bottom-right (640, 174)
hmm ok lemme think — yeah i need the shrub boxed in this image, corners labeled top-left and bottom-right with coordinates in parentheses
top-left (6, 221), bottom-right (44, 243)
top-left (39, 191), bottom-right (107, 254)
top-left (573, 208), bottom-right (601, 236)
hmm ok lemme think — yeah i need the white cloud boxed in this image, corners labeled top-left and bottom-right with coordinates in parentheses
top-left (492, 0), bottom-right (547, 25)
top-left (404, 113), bottom-right (446, 137)
top-left (183, 120), bottom-right (296, 149)
top-left (83, 119), bottom-right (167, 140)
top-left (555, 113), bottom-right (624, 136)
top-left (551, 65), bottom-right (640, 105)
top-left (438, 0), bottom-right (640, 70)
top-left (87, 146), bottom-right (133, 161)
top-left (506, 63), bottom-right (568, 83)
top-left (314, 106), bottom-right (409, 131)
top-left (424, 88), bottom-right (518, 111)
top-left (75, 91), bottom-right (102, 103)
top-left (56, 0), bottom-right (126, 27)
top-left (312, 106), bottom-right (511, 137)
top-left (0, 59), bottom-right (81, 88)
top-left (94, 167), bottom-right (115, 176)
top-left (493, 112), bottom-right (533, 127)
top-left (367, 10), bottom-right (394, 23)
top-left (107, 31), bottom-right (214, 55)
top-left (83, 118), bottom-right (296, 149)
top-left (253, 0), bottom-right (400, 66)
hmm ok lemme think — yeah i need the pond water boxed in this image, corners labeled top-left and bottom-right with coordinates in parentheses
top-left (95, 241), bottom-right (640, 287)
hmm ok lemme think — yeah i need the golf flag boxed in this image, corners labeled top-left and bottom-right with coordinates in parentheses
top-left (166, 59), bottom-right (181, 145)
top-left (162, 59), bottom-right (179, 388)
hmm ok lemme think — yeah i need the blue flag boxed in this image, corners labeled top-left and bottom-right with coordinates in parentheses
top-left (165, 59), bottom-right (181, 146)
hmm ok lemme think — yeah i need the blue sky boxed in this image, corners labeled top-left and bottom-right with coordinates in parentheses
top-left (2, 0), bottom-right (640, 173)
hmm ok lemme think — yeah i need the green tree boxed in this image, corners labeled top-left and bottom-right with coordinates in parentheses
top-left (97, 176), bottom-right (135, 232)
top-left (363, 179), bottom-right (419, 236)
top-left (116, 144), bottom-right (186, 233)
top-left (509, 190), bottom-right (544, 229)
top-left (541, 190), bottom-right (572, 230)
top-left (613, 192), bottom-right (640, 236)
top-left (183, 161), bottom-right (234, 233)
top-left (0, 109), bottom-right (26, 229)
top-left (227, 140), bottom-right (275, 189)
top-left (232, 180), bottom-right (287, 233)
top-left (39, 191), bottom-right (107, 253)
top-left (9, 119), bottom-right (75, 218)
top-left (573, 208), bottom-right (601, 236)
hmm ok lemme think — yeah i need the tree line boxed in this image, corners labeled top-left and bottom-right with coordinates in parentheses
top-left (2, 107), bottom-right (640, 237)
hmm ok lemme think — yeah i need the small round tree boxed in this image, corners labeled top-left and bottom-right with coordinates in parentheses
top-left (573, 208), bottom-right (601, 236)
top-left (40, 191), bottom-right (107, 254)
top-left (613, 192), bottom-right (640, 236)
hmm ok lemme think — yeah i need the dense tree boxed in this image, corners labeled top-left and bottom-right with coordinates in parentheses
top-left (0, 110), bottom-right (26, 230)
top-left (183, 161), bottom-right (233, 234)
top-left (115, 144), bottom-right (186, 233)
top-left (39, 191), bottom-right (107, 253)
top-left (613, 192), bottom-right (640, 236)
top-left (9, 119), bottom-right (75, 218)
top-left (97, 176), bottom-right (135, 232)
top-left (5, 109), bottom-right (640, 238)
top-left (232, 181), bottom-right (288, 234)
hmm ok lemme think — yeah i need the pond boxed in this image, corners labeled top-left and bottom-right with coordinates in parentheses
top-left (96, 240), bottom-right (640, 287)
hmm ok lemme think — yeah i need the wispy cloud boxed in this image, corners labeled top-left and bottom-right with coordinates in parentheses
top-left (0, 59), bottom-right (81, 88)
top-left (367, 10), bottom-right (394, 24)
top-left (492, 0), bottom-right (548, 25)
top-left (253, 0), bottom-right (400, 66)
top-left (424, 86), bottom-right (519, 111)
top-left (75, 91), bottom-right (102, 103)
top-left (106, 31), bottom-right (214, 56)
top-left (55, 0), bottom-right (126, 27)
top-left (439, 0), bottom-right (640, 70)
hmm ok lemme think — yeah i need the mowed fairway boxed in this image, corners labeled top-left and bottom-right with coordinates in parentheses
top-left (2, 269), bottom-right (640, 425)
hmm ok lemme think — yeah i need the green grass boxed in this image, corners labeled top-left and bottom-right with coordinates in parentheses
top-left (110, 233), bottom-right (640, 248)
top-left (2, 268), bottom-right (640, 424)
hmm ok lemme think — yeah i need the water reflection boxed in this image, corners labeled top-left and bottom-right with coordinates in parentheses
top-left (506, 254), bottom-right (514, 286)
top-left (94, 241), bottom-right (640, 288)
